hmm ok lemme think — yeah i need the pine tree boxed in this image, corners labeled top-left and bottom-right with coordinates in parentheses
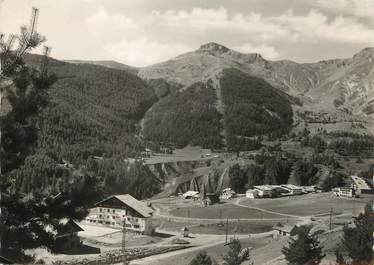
top-left (340, 203), bottom-right (374, 265)
top-left (0, 8), bottom-right (100, 262)
top-left (282, 225), bottom-right (325, 265)
top-left (223, 239), bottom-right (250, 265)
top-left (229, 164), bottom-right (246, 193)
top-left (189, 251), bottom-right (214, 265)
top-left (335, 249), bottom-right (348, 265)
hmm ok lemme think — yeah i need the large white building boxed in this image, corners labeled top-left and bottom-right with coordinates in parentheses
top-left (253, 185), bottom-right (273, 197)
top-left (281, 184), bottom-right (303, 195)
top-left (84, 194), bottom-right (154, 235)
top-left (332, 187), bottom-right (356, 198)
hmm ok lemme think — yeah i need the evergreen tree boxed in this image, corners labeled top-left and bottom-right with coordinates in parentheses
top-left (335, 249), bottom-right (348, 265)
top-left (263, 158), bottom-right (278, 184)
top-left (340, 203), bottom-right (374, 265)
top-left (229, 164), bottom-right (246, 193)
top-left (282, 225), bottom-right (325, 265)
top-left (189, 251), bottom-right (215, 265)
top-left (223, 239), bottom-right (251, 265)
top-left (0, 8), bottom-right (101, 262)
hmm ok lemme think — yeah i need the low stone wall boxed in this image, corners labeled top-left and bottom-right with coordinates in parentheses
top-left (52, 245), bottom-right (190, 265)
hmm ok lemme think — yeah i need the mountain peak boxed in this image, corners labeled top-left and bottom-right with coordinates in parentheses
top-left (198, 42), bottom-right (230, 53)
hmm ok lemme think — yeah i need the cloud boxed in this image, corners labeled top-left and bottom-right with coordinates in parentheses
top-left (85, 7), bottom-right (139, 39)
top-left (90, 6), bottom-right (374, 65)
top-left (273, 9), bottom-right (374, 44)
top-left (146, 7), bottom-right (374, 46)
top-left (104, 37), bottom-right (191, 67)
top-left (148, 7), bottom-right (289, 41)
top-left (233, 43), bottom-right (280, 60)
top-left (309, 0), bottom-right (374, 19)
top-left (3, 2), bottom-right (373, 65)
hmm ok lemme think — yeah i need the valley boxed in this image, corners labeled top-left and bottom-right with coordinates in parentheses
top-left (3, 42), bottom-right (374, 264)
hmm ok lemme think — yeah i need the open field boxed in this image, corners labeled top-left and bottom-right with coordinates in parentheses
top-left (144, 146), bottom-right (218, 164)
top-left (169, 204), bottom-right (282, 219)
top-left (238, 192), bottom-right (374, 217)
top-left (153, 216), bottom-right (279, 235)
top-left (188, 221), bottom-right (277, 235)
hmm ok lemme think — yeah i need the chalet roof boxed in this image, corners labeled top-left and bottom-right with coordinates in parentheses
top-left (253, 185), bottom-right (273, 191)
top-left (96, 194), bottom-right (154, 218)
top-left (350, 176), bottom-right (370, 190)
top-left (57, 219), bottom-right (84, 236)
top-left (281, 184), bottom-right (302, 190)
top-left (183, 190), bottom-right (199, 197)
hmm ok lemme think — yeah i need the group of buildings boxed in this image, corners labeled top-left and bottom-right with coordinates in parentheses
top-left (246, 184), bottom-right (313, 199)
top-left (332, 175), bottom-right (372, 198)
top-left (181, 189), bottom-right (220, 206)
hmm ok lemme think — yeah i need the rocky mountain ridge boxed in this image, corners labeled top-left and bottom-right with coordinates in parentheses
top-left (138, 43), bottom-right (374, 119)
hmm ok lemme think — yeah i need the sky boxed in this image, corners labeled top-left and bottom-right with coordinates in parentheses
top-left (1, 0), bottom-right (374, 67)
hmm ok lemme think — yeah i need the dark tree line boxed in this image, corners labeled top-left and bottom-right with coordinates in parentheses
top-left (143, 81), bottom-right (223, 149)
top-left (228, 154), bottom-right (345, 192)
top-left (229, 156), bottom-right (293, 193)
top-left (301, 132), bottom-right (374, 157)
top-left (220, 68), bottom-right (293, 150)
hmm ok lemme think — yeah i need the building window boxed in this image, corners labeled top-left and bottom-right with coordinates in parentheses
top-left (134, 225), bottom-right (140, 229)
top-left (113, 209), bottom-right (115, 213)
top-left (99, 214), bottom-right (102, 218)
top-left (112, 222), bottom-right (115, 225)
top-left (107, 209), bottom-right (110, 212)
top-left (135, 218), bottom-right (138, 222)
top-left (99, 208), bottom-right (102, 212)
top-left (112, 215), bottom-right (116, 219)
top-left (107, 215), bottom-right (110, 218)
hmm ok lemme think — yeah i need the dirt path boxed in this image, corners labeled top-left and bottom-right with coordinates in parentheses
top-left (234, 197), bottom-right (304, 219)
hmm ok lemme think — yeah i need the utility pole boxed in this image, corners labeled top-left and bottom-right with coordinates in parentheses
top-left (225, 218), bottom-right (229, 244)
top-left (329, 208), bottom-right (333, 230)
top-left (122, 217), bottom-right (127, 265)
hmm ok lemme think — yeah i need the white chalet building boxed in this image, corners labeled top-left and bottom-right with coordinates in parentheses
top-left (281, 184), bottom-right (303, 195)
top-left (85, 194), bottom-right (154, 235)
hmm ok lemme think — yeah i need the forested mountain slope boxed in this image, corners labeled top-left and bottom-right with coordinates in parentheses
top-left (8, 55), bottom-right (161, 199)
top-left (26, 54), bottom-right (157, 163)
